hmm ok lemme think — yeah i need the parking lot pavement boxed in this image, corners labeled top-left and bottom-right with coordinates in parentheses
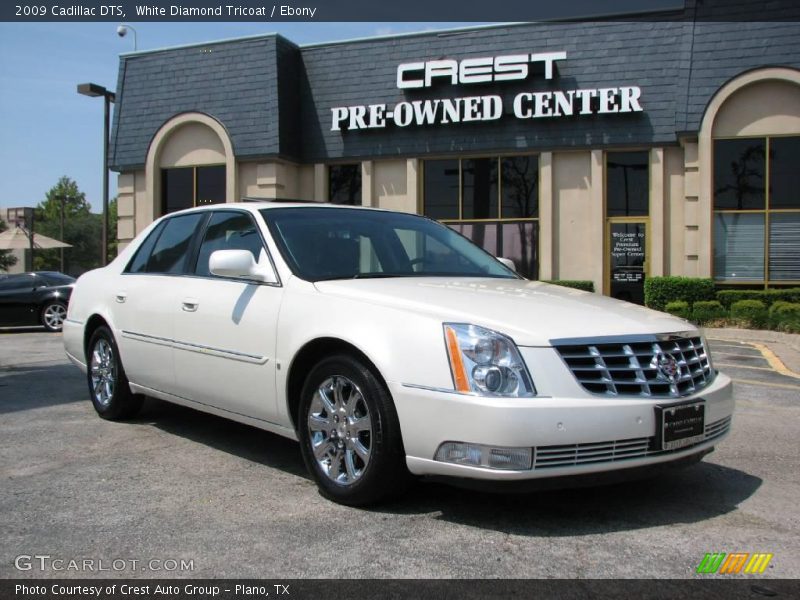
top-left (1, 331), bottom-right (799, 579)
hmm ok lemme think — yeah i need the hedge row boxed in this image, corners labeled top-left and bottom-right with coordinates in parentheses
top-left (645, 277), bottom-right (800, 312)
top-left (716, 288), bottom-right (800, 308)
top-left (542, 280), bottom-right (595, 292)
top-left (643, 277), bottom-right (715, 311)
top-left (663, 298), bottom-right (800, 332)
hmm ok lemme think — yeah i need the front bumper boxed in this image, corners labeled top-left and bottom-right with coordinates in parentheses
top-left (390, 355), bottom-right (734, 482)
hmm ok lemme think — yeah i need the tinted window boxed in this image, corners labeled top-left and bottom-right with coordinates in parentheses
top-left (38, 273), bottom-right (75, 286)
top-left (769, 136), bottom-right (800, 209)
top-left (501, 156), bottom-right (539, 218)
top-left (329, 164), bottom-right (361, 205)
top-left (125, 222), bottom-right (165, 274)
top-left (195, 212), bottom-right (265, 278)
top-left (196, 166), bottom-right (226, 207)
top-left (0, 275), bottom-right (32, 291)
top-left (462, 158), bottom-right (498, 219)
top-left (607, 152), bottom-right (649, 217)
top-left (714, 139), bottom-right (766, 210)
top-left (162, 168), bottom-right (194, 214)
top-left (424, 159), bottom-right (460, 219)
top-left (145, 214), bottom-right (204, 274)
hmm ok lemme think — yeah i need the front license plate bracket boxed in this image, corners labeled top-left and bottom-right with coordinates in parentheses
top-left (654, 400), bottom-right (705, 451)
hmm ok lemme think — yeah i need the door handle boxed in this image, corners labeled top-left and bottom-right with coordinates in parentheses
top-left (182, 298), bottom-right (199, 312)
top-left (115, 292), bottom-right (127, 303)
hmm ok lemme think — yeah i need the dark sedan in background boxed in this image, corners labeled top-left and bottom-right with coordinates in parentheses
top-left (0, 272), bottom-right (75, 332)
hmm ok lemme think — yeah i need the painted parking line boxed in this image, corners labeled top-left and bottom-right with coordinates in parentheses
top-left (708, 338), bottom-right (800, 380)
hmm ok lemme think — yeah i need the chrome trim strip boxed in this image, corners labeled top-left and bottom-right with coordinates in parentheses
top-left (549, 331), bottom-right (699, 346)
top-left (401, 382), bottom-right (548, 398)
top-left (121, 330), bottom-right (268, 365)
top-left (402, 382), bottom-right (462, 395)
top-left (64, 318), bottom-right (83, 326)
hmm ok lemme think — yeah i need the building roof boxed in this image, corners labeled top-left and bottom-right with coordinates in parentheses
top-left (109, 0), bottom-right (800, 171)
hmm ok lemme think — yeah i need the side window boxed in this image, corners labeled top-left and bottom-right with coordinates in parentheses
top-left (125, 222), bottom-right (165, 274)
top-left (0, 275), bottom-right (31, 291)
top-left (194, 212), bottom-right (265, 278)
top-left (144, 213), bottom-right (204, 274)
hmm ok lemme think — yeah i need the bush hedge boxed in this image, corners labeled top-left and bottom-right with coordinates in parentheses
top-left (768, 301), bottom-right (800, 333)
top-left (644, 276), bottom-right (715, 311)
top-left (691, 300), bottom-right (728, 324)
top-left (665, 300), bottom-right (691, 320)
top-left (716, 288), bottom-right (800, 309)
top-left (542, 280), bottom-right (595, 292)
top-left (730, 299), bottom-right (768, 328)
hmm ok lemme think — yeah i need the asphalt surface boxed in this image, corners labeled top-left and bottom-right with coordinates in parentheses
top-left (1, 330), bottom-right (798, 579)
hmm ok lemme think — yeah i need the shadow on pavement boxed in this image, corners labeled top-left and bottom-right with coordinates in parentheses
top-left (136, 398), bottom-right (310, 480)
top-left (0, 363), bottom-right (85, 414)
top-left (374, 461), bottom-right (762, 536)
top-left (128, 398), bottom-right (761, 536)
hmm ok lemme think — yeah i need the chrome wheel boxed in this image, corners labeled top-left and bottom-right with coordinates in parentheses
top-left (90, 339), bottom-right (116, 408)
top-left (43, 303), bottom-right (67, 331)
top-left (307, 375), bottom-right (373, 485)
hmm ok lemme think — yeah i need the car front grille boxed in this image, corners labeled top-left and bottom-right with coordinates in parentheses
top-left (554, 334), bottom-right (714, 398)
top-left (532, 416), bottom-right (731, 470)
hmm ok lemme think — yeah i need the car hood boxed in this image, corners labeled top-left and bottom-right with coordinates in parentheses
top-left (313, 278), bottom-right (694, 347)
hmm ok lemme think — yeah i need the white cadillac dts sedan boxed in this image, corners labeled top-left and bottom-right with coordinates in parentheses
top-left (64, 202), bottom-right (733, 505)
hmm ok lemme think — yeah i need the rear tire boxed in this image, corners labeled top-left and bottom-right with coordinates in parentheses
top-left (86, 326), bottom-right (142, 420)
top-left (298, 354), bottom-right (410, 506)
top-left (41, 301), bottom-right (67, 332)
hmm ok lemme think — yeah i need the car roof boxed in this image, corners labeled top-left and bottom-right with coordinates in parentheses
top-left (163, 200), bottom-right (390, 218)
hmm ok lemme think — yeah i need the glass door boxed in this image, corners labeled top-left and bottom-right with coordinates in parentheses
top-left (607, 219), bottom-right (648, 304)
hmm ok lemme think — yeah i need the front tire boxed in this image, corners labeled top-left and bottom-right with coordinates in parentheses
top-left (298, 354), bottom-right (410, 506)
top-left (41, 301), bottom-right (67, 332)
top-left (86, 326), bottom-right (142, 420)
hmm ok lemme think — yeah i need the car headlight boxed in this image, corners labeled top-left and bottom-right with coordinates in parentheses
top-left (443, 323), bottom-right (536, 397)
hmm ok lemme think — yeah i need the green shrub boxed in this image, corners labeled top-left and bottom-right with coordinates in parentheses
top-left (542, 280), bottom-right (595, 292)
top-left (691, 300), bottom-right (728, 324)
top-left (644, 277), bottom-right (715, 311)
top-left (730, 299), bottom-right (768, 328)
top-left (665, 300), bottom-right (691, 320)
top-left (717, 288), bottom-right (800, 309)
top-left (768, 301), bottom-right (800, 331)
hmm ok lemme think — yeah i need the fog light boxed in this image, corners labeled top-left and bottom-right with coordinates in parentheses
top-left (434, 442), bottom-right (532, 470)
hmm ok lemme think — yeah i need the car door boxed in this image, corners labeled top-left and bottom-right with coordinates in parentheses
top-left (171, 210), bottom-right (284, 423)
top-left (0, 274), bottom-right (38, 326)
top-left (112, 212), bottom-right (206, 395)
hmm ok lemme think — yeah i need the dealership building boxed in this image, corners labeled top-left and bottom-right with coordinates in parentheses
top-left (109, 1), bottom-right (800, 302)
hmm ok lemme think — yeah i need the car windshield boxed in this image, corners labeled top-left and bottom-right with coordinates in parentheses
top-left (261, 207), bottom-right (519, 282)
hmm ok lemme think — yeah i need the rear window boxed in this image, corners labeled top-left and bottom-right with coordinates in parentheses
top-left (125, 214), bottom-right (204, 275)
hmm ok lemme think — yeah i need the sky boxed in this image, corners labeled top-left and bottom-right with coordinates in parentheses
top-left (0, 22), bottom-right (488, 213)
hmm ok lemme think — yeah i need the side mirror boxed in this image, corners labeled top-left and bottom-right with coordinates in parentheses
top-left (209, 249), bottom-right (277, 283)
top-left (497, 257), bottom-right (516, 272)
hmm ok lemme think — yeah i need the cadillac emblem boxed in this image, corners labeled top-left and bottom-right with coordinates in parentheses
top-left (651, 351), bottom-right (681, 383)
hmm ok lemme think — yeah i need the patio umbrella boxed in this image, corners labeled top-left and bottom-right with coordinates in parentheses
top-left (0, 226), bottom-right (72, 250)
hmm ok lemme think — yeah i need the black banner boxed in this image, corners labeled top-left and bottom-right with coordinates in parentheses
top-left (3, 579), bottom-right (800, 600)
top-left (1, 1), bottom-right (682, 22)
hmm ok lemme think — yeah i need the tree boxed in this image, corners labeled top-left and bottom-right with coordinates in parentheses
top-left (33, 176), bottom-right (102, 275)
top-left (37, 176), bottom-right (92, 222)
top-left (108, 196), bottom-right (119, 263)
top-left (0, 219), bottom-right (19, 272)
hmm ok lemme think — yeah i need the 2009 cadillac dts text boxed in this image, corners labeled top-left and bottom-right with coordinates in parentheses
top-left (63, 203), bottom-right (733, 505)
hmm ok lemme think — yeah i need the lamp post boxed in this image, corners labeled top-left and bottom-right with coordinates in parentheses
top-left (116, 23), bottom-right (138, 51)
top-left (77, 83), bottom-right (115, 266)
